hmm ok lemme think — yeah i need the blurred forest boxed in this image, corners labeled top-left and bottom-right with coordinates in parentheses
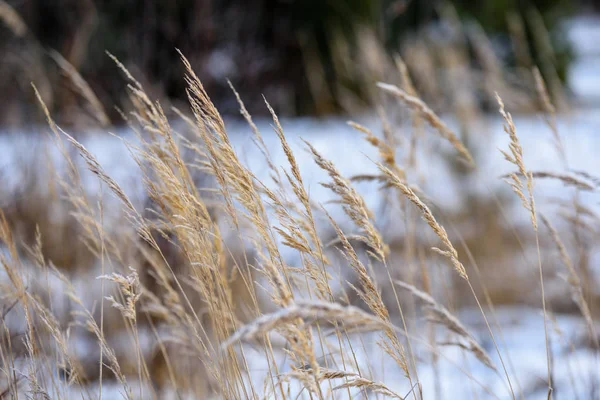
top-left (0, 0), bottom-right (593, 127)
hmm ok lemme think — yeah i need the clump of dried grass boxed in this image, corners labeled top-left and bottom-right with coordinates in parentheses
top-left (0, 17), bottom-right (596, 398)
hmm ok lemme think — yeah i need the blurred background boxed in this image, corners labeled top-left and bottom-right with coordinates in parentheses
top-left (1, 0), bottom-right (597, 127)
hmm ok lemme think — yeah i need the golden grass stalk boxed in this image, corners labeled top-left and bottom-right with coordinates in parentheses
top-left (327, 216), bottom-right (391, 323)
top-left (496, 94), bottom-right (538, 230)
top-left (28, 296), bottom-right (87, 386)
top-left (178, 53), bottom-right (328, 397)
top-left (304, 140), bottom-right (388, 260)
top-left (497, 93), bottom-right (552, 397)
top-left (377, 82), bottom-right (475, 167)
top-left (228, 83), bottom-right (280, 185)
top-left (252, 114), bottom-right (363, 394)
top-left (305, 129), bottom-right (418, 388)
top-left (378, 161), bottom-right (520, 396)
top-left (378, 165), bottom-right (468, 280)
top-left (276, 366), bottom-right (359, 396)
top-left (181, 51), bottom-right (293, 307)
top-left (394, 56), bottom-right (418, 99)
top-left (0, 213), bottom-right (42, 398)
top-left (265, 99), bottom-right (334, 296)
top-left (33, 84), bottom-right (154, 246)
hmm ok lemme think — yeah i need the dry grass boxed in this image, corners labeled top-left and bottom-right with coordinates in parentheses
top-left (0, 12), bottom-right (597, 400)
top-left (377, 82), bottom-right (475, 167)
